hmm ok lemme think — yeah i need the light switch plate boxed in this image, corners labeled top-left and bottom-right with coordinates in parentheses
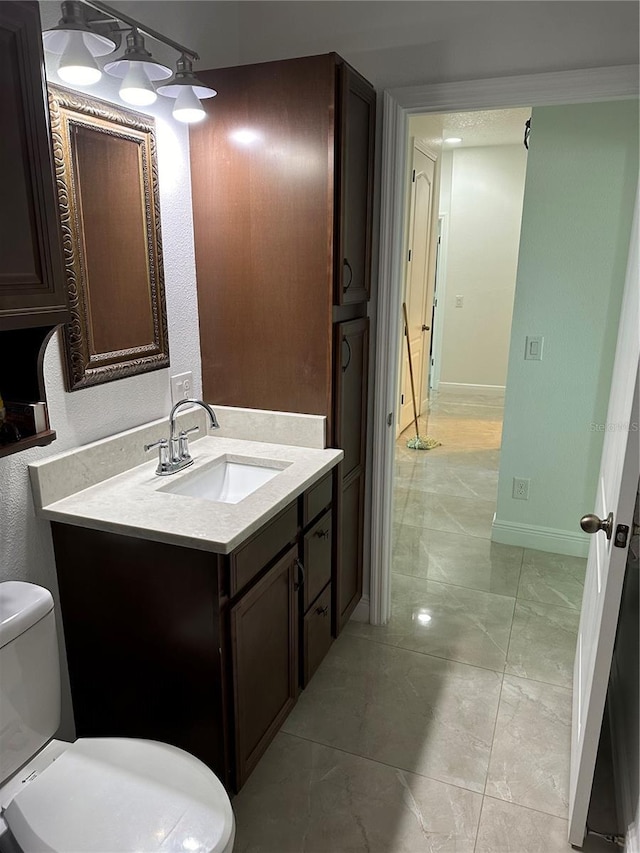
top-left (455, 295), bottom-right (464, 308)
top-left (525, 335), bottom-right (544, 360)
top-left (170, 371), bottom-right (193, 405)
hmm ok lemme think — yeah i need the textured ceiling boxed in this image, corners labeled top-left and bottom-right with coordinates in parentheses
top-left (409, 108), bottom-right (532, 151)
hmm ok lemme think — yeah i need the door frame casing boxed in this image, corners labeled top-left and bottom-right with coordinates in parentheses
top-left (369, 64), bottom-right (639, 626)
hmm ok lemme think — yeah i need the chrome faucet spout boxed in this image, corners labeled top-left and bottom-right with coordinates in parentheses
top-left (169, 398), bottom-right (219, 439)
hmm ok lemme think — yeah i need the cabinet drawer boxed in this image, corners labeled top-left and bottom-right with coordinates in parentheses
top-left (302, 510), bottom-right (332, 612)
top-left (303, 584), bottom-right (333, 686)
top-left (302, 472), bottom-right (332, 527)
top-left (230, 503), bottom-right (298, 597)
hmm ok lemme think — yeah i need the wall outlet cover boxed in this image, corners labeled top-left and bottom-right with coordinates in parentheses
top-left (525, 335), bottom-right (544, 360)
top-left (170, 371), bottom-right (193, 405)
top-left (512, 477), bottom-right (530, 500)
top-left (455, 295), bottom-right (464, 308)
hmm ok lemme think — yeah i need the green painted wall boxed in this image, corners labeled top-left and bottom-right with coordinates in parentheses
top-left (494, 100), bottom-right (638, 554)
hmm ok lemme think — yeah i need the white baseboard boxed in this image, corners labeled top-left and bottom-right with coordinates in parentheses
top-left (349, 595), bottom-right (371, 623)
top-left (437, 382), bottom-right (505, 397)
top-left (491, 517), bottom-right (589, 557)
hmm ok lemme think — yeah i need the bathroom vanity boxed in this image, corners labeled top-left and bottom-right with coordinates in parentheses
top-left (30, 411), bottom-right (342, 792)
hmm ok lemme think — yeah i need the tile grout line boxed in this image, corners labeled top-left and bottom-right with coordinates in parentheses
top-left (342, 629), bottom-right (509, 676)
top-left (278, 729), bottom-right (487, 799)
top-left (390, 568), bottom-right (521, 601)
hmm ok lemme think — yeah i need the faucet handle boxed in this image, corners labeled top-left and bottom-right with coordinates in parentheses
top-left (178, 425), bottom-right (199, 461)
top-left (144, 437), bottom-right (168, 453)
top-left (144, 437), bottom-right (171, 475)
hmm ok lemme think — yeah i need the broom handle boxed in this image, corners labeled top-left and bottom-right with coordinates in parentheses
top-left (402, 302), bottom-right (421, 439)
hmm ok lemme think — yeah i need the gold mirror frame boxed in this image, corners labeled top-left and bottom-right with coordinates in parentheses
top-left (48, 85), bottom-right (169, 391)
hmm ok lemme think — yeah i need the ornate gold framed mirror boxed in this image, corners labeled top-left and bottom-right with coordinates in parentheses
top-left (48, 85), bottom-right (169, 390)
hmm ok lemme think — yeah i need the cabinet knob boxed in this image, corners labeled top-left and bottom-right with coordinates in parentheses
top-left (342, 339), bottom-right (352, 372)
top-left (343, 258), bottom-right (353, 292)
top-left (316, 605), bottom-right (329, 617)
top-left (314, 528), bottom-right (330, 540)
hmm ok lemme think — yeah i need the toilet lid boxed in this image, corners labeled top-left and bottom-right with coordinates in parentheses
top-left (4, 738), bottom-right (235, 853)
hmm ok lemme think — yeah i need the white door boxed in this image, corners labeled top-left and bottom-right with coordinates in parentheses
top-left (568, 195), bottom-right (639, 846)
top-left (399, 142), bottom-right (436, 433)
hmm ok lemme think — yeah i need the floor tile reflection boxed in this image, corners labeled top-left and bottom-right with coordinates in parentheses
top-left (345, 573), bottom-right (515, 671)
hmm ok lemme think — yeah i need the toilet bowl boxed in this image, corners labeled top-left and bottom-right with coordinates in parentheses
top-left (0, 582), bottom-right (235, 853)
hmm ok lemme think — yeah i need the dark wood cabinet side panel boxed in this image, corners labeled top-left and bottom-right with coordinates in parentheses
top-left (51, 524), bottom-right (229, 785)
top-left (190, 55), bottom-right (335, 417)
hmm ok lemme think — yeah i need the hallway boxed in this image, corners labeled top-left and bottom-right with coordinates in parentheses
top-left (232, 390), bottom-right (600, 852)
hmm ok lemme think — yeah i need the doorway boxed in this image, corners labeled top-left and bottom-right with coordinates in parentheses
top-left (372, 65), bottom-right (630, 837)
top-left (396, 107), bottom-right (529, 455)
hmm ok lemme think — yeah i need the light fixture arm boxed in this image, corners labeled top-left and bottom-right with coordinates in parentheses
top-left (80, 0), bottom-right (200, 61)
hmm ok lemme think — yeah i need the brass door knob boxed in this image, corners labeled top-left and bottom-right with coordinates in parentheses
top-left (580, 512), bottom-right (614, 539)
top-left (422, 324), bottom-right (430, 331)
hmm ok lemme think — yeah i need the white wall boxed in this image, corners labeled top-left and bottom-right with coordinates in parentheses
top-left (437, 145), bottom-right (527, 388)
top-left (234, 1), bottom-right (638, 87)
top-left (493, 100), bottom-right (638, 556)
top-left (0, 36), bottom-right (203, 737)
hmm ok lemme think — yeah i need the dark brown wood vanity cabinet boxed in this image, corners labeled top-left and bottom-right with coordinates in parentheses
top-left (0, 2), bottom-right (69, 456)
top-left (189, 53), bottom-right (375, 635)
top-left (51, 480), bottom-right (336, 794)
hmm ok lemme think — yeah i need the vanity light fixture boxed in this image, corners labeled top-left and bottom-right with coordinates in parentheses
top-left (42, 0), bottom-right (117, 86)
top-left (103, 29), bottom-right (172, 107)
top-left (43, 0), bottom-right (217, 121)
top-left (444, 136), bottom-right (463, 145)
top-left (156, 55), bottom-right (217, 124)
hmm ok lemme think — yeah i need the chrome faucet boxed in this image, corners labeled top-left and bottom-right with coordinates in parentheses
top-left (145, 399), bottom-right (220, 476)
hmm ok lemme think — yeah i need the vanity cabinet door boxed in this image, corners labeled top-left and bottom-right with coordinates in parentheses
top-left (230, 545), bottom-right (299, 789)
top-left (0, 1), bottom-right (67, 331)
top-left (334, 62), bottom-right (376, 306)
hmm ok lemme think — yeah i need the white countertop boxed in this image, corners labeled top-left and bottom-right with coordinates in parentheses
top-left (34, 435), bottom-right (342, 554)
top-left (30, 405), bottom-right (342, 554)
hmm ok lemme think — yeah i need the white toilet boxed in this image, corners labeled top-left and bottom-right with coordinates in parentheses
top-left (0, 581), bottom-right (235, 853)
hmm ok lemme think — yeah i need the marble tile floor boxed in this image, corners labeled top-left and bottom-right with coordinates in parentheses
top-left (233, 391), bottom-right (595, 852)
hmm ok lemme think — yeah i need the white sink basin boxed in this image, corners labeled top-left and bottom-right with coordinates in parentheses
top-left (160, 456), bottom-right (288, 504)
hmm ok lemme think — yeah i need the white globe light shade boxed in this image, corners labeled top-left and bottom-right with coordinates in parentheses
top-left (119, 62), bottom-right (157, 106)
top-left (172, 86), bottom-right (206, 123)
top-left (57, 32), bottom-right (102, 85)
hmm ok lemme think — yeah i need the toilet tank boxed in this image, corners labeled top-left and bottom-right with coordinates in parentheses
top-left (0, 582), bottom-right (60, 785)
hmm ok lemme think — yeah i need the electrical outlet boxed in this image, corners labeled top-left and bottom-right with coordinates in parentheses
top-left (512, 477), bottom-right (530, 500)
top-left (455, 295), bottom-right (464, 308)
top-left (170, 371), bottom-right (193, 405)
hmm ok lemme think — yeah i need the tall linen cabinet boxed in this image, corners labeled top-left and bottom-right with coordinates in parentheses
top-left (189, 53), bottom-right (375, 632)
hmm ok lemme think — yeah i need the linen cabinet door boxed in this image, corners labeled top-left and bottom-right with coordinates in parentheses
top-left (335, 469), bottom-right (365, 632)
top-left (0, 1), bottom-right (67, 330)
top-left (334, 317), bottom-right (369, 481)
top-left (334, 62), bottom-right (376, 306)
top-left (230, 546), bottom-right (299, 789)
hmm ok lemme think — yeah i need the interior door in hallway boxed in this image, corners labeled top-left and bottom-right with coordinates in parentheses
top-left (568, 196), bottom-right (639, 847)
top-left (399, 142), bottom-right (436, 433)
